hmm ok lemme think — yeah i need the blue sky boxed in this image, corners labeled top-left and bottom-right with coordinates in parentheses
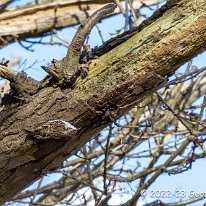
top-left (1, 1), bottom-right (206, 205)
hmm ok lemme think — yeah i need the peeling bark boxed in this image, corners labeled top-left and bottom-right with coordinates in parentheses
top-left (0, 0), bottom-right (206, 204)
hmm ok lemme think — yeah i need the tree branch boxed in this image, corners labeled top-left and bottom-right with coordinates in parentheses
top-left (62, 3), bottom-right (116, 84)
top-left (0, 0), bottom-right (163, 48)
top-left (0, 65), bottom-right (16, 81)
top-left (1, 0), bottom-right (206, 204)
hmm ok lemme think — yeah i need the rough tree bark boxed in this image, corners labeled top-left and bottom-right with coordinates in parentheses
top-left (0, 0), bottom-right (162, 47)
top-left (0, 0), bottom-right (206, 204)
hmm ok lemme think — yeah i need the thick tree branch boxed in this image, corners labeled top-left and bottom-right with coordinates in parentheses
top-left (0, 0), bottom-right (206, 204)
top-left (0, 0), bottom-right (163, 48)
top-left (0, 65), bottom-right (16, 81)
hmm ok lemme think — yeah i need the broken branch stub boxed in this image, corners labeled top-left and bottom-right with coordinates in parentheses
top-left (0, 65), bottom-right (40, 103)
top-left (0, 65), bottom-right (16, 81)
top-left (42, 3), bottom-right (117, 86)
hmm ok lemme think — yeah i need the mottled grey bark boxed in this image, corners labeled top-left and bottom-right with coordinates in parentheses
top-left (0, 0), bottom-right (206, 204)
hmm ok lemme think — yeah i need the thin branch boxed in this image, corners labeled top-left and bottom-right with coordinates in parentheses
top-left (124, 136), bottom-right (195, 205)
top-left (103, 126), bottom-right (112, 194)
top-left (82, 146), bottom-right (99, 203)
top-left (53, 33), bottom-right (70, 46)
top-left (68, 174), bottom-right (105, 195)
top-left (124, 0), bottom-right (129, 31)
top-left (155, 92), bottom-right (193, 135)
top-left (114, 0), bottom-right (125, 14)
top-left (168, 196), bottom-right (206, 206)
top-left (165, 66), bottom-right (206, 86)
top-left (30, 177), bottom-right (44, 205)
top-left (95, 25), bottom-right (105, 44)
top-left (128, 0), bottom-right (138, 26)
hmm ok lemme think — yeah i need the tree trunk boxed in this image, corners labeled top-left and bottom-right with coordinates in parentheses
top-left (0, 0), bottom-right (206, 204)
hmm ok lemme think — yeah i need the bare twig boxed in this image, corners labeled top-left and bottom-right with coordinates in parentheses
top-left (95, 25), bottom-right (105, 44)
top-left (128, 0), bottom-right (138, 26)
top-left (125, 136), bottom-right (195, 205)
top-left (155, 92), bottom-right (193, 134)
top-left (82, 146), bottom-right (99, 203)
top-left (103, 126), bottom-right (112, 194)
top-left (29, 177), bottom-right (44, 205)
top-left (114, 0), bottom-right (125, 14)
